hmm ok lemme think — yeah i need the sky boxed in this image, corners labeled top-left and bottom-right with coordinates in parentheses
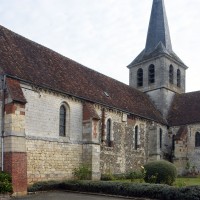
top-left (0, 0), bottom-right (200, 92)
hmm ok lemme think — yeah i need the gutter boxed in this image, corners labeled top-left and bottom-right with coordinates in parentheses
top-left (5, 74), bottom-right (167, 126)
top-left (1, 75), bottom-right (6, 171)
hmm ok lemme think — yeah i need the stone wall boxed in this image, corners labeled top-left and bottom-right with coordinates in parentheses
top-left (26, 139), bottom-right (82, 184)
top-left (99, 109), bottom-right (148, 174)
top-left (21, 84), bottom-right (84, 184)
top-left (172, 124), bottom-right (200, 174)
top-left (21, 84), bottom-right (83, 141)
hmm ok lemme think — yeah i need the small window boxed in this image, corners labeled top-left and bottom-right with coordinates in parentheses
top-left (172, 135), bottom-right (175, 151)
top-left (160, 128), bottom-right (163, 149)
top-left (59, 105), bottom-right (66, 136)
top-left (195, 132), bottom-right (200, 147)
top-left (148, 64), bottom-right (155, 84)
top-left (169, 65), bottom-right (174, 84)
top-left (137, 68), bottom-right (143, 87)
top-left (106, 119), bottom-right (112, 147)
top-left (135, 125), bottom-right (139, 150)
top-left (177, 69), bottom-right (181, 87)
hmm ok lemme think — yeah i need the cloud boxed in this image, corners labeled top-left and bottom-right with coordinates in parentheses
top-left (0, 0), bottom-right (200, 91)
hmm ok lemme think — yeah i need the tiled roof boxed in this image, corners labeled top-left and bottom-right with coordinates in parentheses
top-left (0, 25), bottom-right (165, 124)
top-left (6, 77), bottom-right (26, 103)
top-left (168, 91), bottom-right (200, 126)
top-left (83, 103), bottom-right (100, 120)
top-left (174, 126), bottom-right (188, 140)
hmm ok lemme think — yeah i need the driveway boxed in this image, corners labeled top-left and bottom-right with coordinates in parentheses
top-left (13, 191), bottom-right (151, 200)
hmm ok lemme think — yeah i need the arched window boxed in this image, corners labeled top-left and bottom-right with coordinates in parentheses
top-left (59, 105), bottom-right (66, 136)
top-left (106, 119), bottom-right (112, 147)
top-left (177, 69), bottom-right (181, 87)
top-left (137, 68), bottom-right (143, 87)
top-left (195, 132), bottom-right (200, 147)
top-left (135, 125), bottom-right (138, 150)
top-left (148, 64), bottom-right (155, 84)
top-left (169, 65), bottom-right (174, 84)
top-left (160, 128), bottom-right (163, 149)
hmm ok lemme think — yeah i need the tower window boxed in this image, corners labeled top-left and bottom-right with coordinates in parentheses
top-left (169, 65), bottom-right (174, 84)
top-left (195, 132), bottom-right (200, 147)
top-left (137, 68), bottom-right (143, 87)
top-left (59, 105), bottom-right (66, 136)
top-left (177, 69), bottom-right (181, 87)
top-left (148, 64), bottom-right (155, 84)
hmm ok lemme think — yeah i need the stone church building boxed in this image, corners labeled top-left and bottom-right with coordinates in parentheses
top-left (0, 0), bottom-right (199, 196)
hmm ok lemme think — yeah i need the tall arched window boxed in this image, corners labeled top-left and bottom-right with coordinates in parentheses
top-left (59, 105), bottom-right (66, 136)
top-left (148, 64), bottom-right (155, 84)
top-left (106, 119), bottom-right (112, 147)
top-left (177, 69), bottom-right (181, 87)
top-left (195, 132), bottom-right (200, 147)
top-left (169, 65), bottom-right (174, 84)
top-left (137, 68), bottom-right (143, 87)
top-left (160, 128), bottom-right (163, 149)
top-left (135, 125), bottom-right (138, 150)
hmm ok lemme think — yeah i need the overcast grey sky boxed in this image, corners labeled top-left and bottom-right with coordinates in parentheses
top-left (0, 0), bottom-right (200, 92)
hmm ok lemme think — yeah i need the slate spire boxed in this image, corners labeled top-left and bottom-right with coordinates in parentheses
top-left (145, 0), bottom-right (172, 53)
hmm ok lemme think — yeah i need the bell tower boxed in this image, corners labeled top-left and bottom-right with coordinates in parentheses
top-left (128, 0), bottom-right (188, 118)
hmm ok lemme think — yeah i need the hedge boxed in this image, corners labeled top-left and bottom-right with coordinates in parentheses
top-left (29, 180), bottom-right (200, 200)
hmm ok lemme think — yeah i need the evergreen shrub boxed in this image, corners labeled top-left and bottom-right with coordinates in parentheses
top-left (0, 172), bottom-right (12, 193)
top-left (144, 160), bottom-right (177, 185)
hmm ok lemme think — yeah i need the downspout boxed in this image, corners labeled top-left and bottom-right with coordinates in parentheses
top-left (1, 75), bottom-right (6, 171)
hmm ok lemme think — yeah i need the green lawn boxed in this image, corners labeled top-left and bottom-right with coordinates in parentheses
top-left (175, 177), bottom-right (200, 186)
top-left (113, 177), bottom-right (200, 187)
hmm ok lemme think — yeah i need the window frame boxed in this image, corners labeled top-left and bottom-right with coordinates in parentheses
top-left (195, 132), bottom-right (200, 147)
top-left (177, 69), bottom-right (181, 87)
top-left (169, 65), bottom-right (174, 84)
top-left (160, 128), bottom-right (163, 149)
top-left (59, 105), bottom-right (67, 137)
top-left (106, 119), bottom-right (112, 147)
top-left (134, 125), bottom-right (139, 150)
top-left (137, 68), bottom-right (143, 87)
top-left (148, 64), bottom-right (155, 84)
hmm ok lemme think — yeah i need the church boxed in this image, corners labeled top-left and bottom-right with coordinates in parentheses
top-left (0, 0), bottom-right (199, 196)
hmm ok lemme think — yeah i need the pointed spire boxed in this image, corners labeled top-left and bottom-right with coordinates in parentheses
top-left (145, 0), bottom-right (172, 53)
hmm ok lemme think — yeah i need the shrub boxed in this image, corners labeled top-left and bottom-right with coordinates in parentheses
top-left (101, 173), bottom-right (115, 181)
top-left (0, 172), bottom-right (12, 193)
top-left (73, 164), bottom-right (91, 180)
top-left (144, 160), bottom-right (177, 185)
top-left (126, 170), bottom-right (144, 180)
top-left (28, 180), bottom-right (200, 200)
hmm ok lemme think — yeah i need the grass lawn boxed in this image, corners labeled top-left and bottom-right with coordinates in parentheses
top-left (175, 177), bottom-right (200, 186)
top-left (113, 177), bottom-right (200, 187)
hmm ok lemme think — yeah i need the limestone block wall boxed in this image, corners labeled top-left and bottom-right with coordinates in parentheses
top-left (26, 139), bottom-right (82, 184)
top-left (20, 84), bottom-right (84, 184)
top-left (21, 84), bottom-right (83, 141)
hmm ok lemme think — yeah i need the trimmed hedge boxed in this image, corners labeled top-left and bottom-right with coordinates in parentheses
top-left (144, 160), bottom-right (177, 185)
top-left (29, 180), bottom-right (200, 200)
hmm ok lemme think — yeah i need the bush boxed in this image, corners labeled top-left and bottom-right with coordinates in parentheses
top-left (101, 174), bottom-right (115, 181)
top-left (0, 172), bottom-right (12, 193)
top-left (73, 164), bottom-right (91, 180)
top-left (28, 180), bottom-right (200, 200)
top-left (126, 170), bottom-right (144, 180)
top-left (144, 160), bottom-right (177, 185)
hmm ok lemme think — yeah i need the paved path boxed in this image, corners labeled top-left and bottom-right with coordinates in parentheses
top-left (12, 191), bottom-right (151, 200)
